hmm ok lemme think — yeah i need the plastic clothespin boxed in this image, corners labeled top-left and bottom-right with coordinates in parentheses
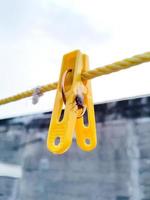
top-left (47, 50), bottom-right (97, 154)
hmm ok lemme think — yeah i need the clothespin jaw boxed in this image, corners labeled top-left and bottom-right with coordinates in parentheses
top-left (47, 50), bottom-right (97, 154)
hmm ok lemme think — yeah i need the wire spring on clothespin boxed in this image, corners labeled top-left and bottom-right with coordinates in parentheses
top-left (32, 86), bottom-right (43, 105)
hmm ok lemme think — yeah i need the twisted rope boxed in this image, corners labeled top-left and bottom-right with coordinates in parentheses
top-left (81, 52), bottom-right (150, 80)
top-left (0, 52), bottom-right (150, 106)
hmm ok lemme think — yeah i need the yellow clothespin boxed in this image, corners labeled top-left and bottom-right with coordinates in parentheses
top-left (47, 50), bottom-right (97, 154)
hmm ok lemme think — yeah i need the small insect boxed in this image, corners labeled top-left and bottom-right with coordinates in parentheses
top-left (61, 69), bottom-right (86, 118)
top-left (74, 94), bottom-right (87, 118)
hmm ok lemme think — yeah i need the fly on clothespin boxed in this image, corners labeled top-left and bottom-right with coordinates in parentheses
top-left (47, 50), bottom-right (97, 154)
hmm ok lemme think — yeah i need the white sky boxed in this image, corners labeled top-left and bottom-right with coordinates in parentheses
top-left (0, 0), bottom-right (150, 119)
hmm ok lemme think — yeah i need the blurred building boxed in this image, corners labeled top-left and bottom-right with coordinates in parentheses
top-left (0, 97), bottom-right (150, 200)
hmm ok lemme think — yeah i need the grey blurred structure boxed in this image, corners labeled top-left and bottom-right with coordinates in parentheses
top-left (0, 97), bottom-right (150, 200)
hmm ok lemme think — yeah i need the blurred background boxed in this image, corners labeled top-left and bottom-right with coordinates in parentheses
top-left (0, 97), bottom-right (150, 200)
top-left (0, 1), bottom-right (150, 200)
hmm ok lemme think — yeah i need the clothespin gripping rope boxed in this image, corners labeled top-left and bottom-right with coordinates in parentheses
top-left (0, 51), bottom-right (150, 106)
